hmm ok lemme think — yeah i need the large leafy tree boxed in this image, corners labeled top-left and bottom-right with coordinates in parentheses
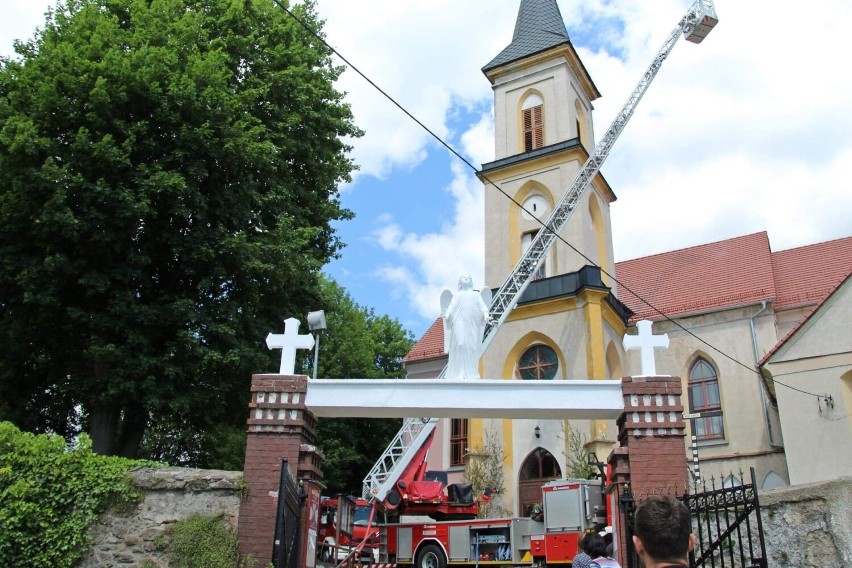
top-left (0, 0), bottom-right (361, 457)
top-left (139, 276), bottom-right (415, 476)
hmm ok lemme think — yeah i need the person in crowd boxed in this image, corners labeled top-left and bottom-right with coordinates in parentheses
top-left (584, 533), bottom-right (621, 568)
top-left (632, 495), bottom-right (695, 568)
top-left (571, 532), bottom-right (594, 568)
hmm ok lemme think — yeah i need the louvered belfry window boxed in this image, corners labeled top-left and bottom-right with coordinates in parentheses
top-left (523, 104), bottom-right (544, 152)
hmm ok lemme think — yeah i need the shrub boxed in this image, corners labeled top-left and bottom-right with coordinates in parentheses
top-left (0, 422), bottom-right (143, 567)
top-left (162, 514), bottom-right (247, 568)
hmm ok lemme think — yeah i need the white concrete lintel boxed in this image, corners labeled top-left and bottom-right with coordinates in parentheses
top-left (305, 378), bottom-right (624, 419)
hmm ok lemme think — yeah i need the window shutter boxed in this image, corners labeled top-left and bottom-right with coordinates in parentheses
top-left (523, 105), bottom-right (544, 151)
top-left (532, 106), bottom-right (543, 149)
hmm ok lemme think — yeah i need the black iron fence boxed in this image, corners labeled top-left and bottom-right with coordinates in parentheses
top-left (616, 467), bottom-right (768, 568)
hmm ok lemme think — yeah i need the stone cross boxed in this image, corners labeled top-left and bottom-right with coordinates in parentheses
top-left (266, 317), bottom-right (315, 375)
top-left (623, 319), bottom-right (669, 376)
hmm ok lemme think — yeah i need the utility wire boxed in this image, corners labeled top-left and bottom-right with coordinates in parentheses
top-left (275, 1), bottom-right (828, 402)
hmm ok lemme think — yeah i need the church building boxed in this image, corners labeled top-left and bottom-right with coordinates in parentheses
top-left (402, 0), bottom-right (852, 514)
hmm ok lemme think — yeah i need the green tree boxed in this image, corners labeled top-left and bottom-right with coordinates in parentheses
top-left (0, 0), bottom-right (361, 457)
top-left (565, 426), bottom-right (597, 479)
top-left (308, 276), bottom-right (415, 495)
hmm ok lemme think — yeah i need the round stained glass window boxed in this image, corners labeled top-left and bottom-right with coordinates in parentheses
top-left (517, 345), bottom-right (558, 380)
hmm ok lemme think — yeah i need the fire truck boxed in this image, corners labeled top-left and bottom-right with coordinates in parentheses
top-left (377, 478), bottom-right (607, 568)
top-left (318, 496), bottom-right (381, 564)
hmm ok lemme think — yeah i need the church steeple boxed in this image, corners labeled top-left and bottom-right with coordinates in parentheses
top-left (478, 0), bottom-right (614, 287)
top-left (482, 0), bottom-right (571, 73)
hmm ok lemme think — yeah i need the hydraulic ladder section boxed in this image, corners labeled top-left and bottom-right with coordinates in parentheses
top-left (363, 0), bottom-right (718, 505)
top-left (362, 417), bottom-right (439, 503)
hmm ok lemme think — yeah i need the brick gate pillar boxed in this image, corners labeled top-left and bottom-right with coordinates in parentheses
top-left (608, 375), bottom-right (687, 566)
top-left (238, 374), bottom-right (324, 566)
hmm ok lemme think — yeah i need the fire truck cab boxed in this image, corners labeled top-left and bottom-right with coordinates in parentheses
top-left (318, 496), bottom-right (380, 564)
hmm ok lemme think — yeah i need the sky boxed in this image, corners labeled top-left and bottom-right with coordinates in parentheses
top-left (2, 0), bottom-right (851, 340)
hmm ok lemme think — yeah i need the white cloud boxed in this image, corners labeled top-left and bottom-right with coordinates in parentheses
top-left (371, 160), bottom-right (485, 319)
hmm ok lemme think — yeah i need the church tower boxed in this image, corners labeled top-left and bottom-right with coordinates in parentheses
top-left (471, 0), bottom-right (630, 516)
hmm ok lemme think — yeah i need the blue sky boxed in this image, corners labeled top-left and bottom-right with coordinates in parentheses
top-left (3, 0), bottom-right (852, 340)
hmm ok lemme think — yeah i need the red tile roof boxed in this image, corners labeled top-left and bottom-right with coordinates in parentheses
top-left (770, 236), bottom-right (852, 310)
top-left (614, 232), bottom-right (777, 321)
top-left (402, 317), bottom-right (445, 363)
top-left (759, 270), bottom-right (852, 366)
top-left (404, 232), bottom-right (852, 363)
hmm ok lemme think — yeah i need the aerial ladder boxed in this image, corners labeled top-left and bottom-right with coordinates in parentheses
top-left (362, 0), bottom-right (718, 510)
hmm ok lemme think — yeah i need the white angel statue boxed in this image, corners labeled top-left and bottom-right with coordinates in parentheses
top-left (441, 274), bottom-right (492, 380)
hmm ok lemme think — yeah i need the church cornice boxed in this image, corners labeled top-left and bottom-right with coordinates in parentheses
top-left (501, 266), bottom-right (632, 326)
top-left (484, 43), bottom-right (601, 102)
top-left (478, 139), bottom-right (616, 203)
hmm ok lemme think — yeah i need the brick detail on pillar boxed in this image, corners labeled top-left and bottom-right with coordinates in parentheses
top-left (608, 376), bottom-right (688, 568)
top-left (238, 374), bottom-right (324, 567)
top-left (615, 375), bottom-right (687, 494)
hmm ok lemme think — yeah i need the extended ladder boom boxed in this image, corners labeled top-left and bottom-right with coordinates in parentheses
top-left (363, 0), bottom-right (718, 505)
top-left (479, 0), bottom-right (717, 359)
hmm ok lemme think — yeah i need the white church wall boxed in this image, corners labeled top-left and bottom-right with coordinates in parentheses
top-left (775, 363), bottom-right (852, 485)
top-left (626, 307), bottom-right (789, 485)
top-left (765, 279), bottom-right (852, 485)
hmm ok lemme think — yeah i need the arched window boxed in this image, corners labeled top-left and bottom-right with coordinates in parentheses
top-left (518, 448), bottom-right (562, 516)
top-left (522, 94), bottom-right (544, 152)
top-left (517, 345), bottom-right (558, 380)
top-left (450, 418), bottom-right (468, 467)
top-left (521, 230), bottom-right (546, 280)
top-left (688, 358), bottom-right (724, 440)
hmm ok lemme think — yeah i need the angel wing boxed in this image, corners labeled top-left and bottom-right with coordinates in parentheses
top-left (440, 289), bottom-right (453, 354)
top-left (440, 289), bottom-right (453, 315)
top-left (479, 287), bottom-right (492, 308)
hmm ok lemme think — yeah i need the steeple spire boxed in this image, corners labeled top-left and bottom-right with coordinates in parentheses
top-left (482, 0), bottom-right (571, 73)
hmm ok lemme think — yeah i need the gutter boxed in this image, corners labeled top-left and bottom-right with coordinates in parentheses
top-left (750, 301), bottom-right (783, 448)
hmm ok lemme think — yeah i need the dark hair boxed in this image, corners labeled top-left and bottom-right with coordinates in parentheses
top-left (633, 495), bottom-right (692, 562)
top-left (584, 533), bottom-right (608, 558)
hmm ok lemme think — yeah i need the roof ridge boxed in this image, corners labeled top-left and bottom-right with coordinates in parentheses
top-left (772, 234), bottom-right (852, 255)
top-left (616, 231), bottom-right (769, 265)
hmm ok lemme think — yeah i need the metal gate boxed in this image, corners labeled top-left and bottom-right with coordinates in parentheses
top-left (272, 459), bottom-right (304, 568)
top-left (616, 467), bottom-right (768, 568)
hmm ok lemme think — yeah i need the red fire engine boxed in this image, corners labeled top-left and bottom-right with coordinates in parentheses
top-left (344, 414), bottom-right (610, 568)
top-left (375, 478), bottom-right (607, 568)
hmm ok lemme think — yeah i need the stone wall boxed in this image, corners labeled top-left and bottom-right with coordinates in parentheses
top-left (77, 469), bottom-right (851, 567)
top-left (760, 475), bottom-right (851, 567)
top-left (77, 467), bottom-right (242, 568)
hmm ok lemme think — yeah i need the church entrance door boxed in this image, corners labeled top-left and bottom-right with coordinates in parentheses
top-left (518, 447), bottom-right (561, 516)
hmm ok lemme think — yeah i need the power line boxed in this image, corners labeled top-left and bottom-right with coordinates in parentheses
top-left (274, 1), bottom-right (828, 402)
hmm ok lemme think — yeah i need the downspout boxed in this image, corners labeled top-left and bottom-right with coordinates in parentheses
top-left (749, 301), bottom-right (782, 448)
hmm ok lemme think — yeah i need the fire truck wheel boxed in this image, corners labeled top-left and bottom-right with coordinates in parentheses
top-left (415, 544), bottom-right (446, 568)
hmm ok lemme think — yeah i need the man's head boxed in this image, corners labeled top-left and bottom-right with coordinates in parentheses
top-left (632, 495), bottom-right (694, 566)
